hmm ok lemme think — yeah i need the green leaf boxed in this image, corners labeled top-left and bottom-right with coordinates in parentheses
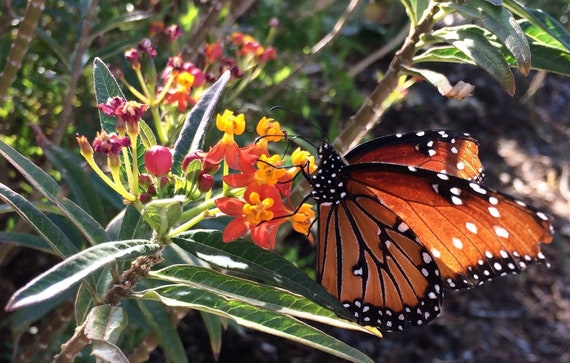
top-left (141, 196), bottom-right (184, 237)
top-left (137, 285), bottom-right (374, 363)
top-left (84, 305), bottom-right (127, 343)
top-left (84, 306), bottom-right (129, 362)
top-left (0, 183), bottom-right (78, 257)
top-left (414, 44), bottom-right (475, 64)
top-left (93, 57), bottom-right (127, 134)
top-left (148, 265), bottom-right (369, 332)
top-left (0, 231), bottom-right (55, 254)
top-left (414, 44), bottom-right (474, 63)
top-left (173, 230), bottom-right (353, 321)
top-left (134, 299), bottom-right (188, 363)
top-left (139, 119), bottom-right (157, 150)
top-left (0, 138), bottom-right (110, 245)
top-left (520, 20), bottom-right (568, 52)
top-left (527, 40), bottom-right (570, 76)
top-left (34, 28), bottom-right (70, 71)
top-left (92, 57), bottom-right (147, 176)
top-left (399, 0), bottom-right (430, 25)
top-left (42, 142), bottom-right (106, 225)
top-left (431, 25), bottom-right (515, 95)
top-left (5, 240), bottom-right (161, 311)
top-left (172, 71), bottom-right (231, 175)
top-left (504, 0), bottom-right (570, 51)
top-left (200, 311), bottom-right (224, 360)
top-left (89, 11), bottom-right (154, 40)
top-left (442, 0), bottom-right (531, 74)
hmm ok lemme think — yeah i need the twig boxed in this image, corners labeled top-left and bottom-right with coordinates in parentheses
top-left (332, 2), bottom-right (441, 153)
top-left (259, 0), bottom-right (363, 103)
top-left (0, 0), bottom-right (45, 102)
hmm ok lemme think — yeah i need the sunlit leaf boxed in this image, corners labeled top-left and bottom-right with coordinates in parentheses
top-left (431, 25), bottom-right (515, 95)
top-left (5, 240), bottom-right (160, 311)
top-left (173, 230), bottom-right (353, 321)
top-left (172, 71), bottom-right (231, 175)
top-left (442, 0), bottom-right (531, 74)
top-left (136, 285), bottom-right (374, 363)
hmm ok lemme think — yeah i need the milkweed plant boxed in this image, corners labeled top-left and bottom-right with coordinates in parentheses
top-left (1, 1), bottom-right (569, 362)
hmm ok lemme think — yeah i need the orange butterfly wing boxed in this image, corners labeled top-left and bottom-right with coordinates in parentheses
top-left (345, 130), bottom-right (483, 181)
top-left (310, 136), bottom-right (552, 332)
top-left (346, 163), bottom-right (553, 289)
top-left (317, 187), bottom-right (443, 332)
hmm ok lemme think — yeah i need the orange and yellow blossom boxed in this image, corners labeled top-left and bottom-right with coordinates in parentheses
top-left (205, 110), bottom-right (253, 171)
top-left (216, 188), bottom-right (290, 249)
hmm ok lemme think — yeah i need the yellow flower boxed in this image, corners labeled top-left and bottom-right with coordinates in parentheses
top-left (290, 203), bottom-right (315, 234)
top-left (287, 147), bottom-right (317, 178)
top-left (255, 154), bottom-right (287, 186)
top-left (242, 192), bottom-right (275, 225)
top-left (216, 109), bottom-right (246, 137)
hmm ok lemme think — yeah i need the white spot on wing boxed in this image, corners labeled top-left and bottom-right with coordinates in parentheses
top-left (488, 206), bottom-right (500, 218)
top-left (494, 226), bottom-right (510, 238)
top-left (465, 222), bottom-right (478, 234)
top-left (452, 237), bottom-right (463, 249)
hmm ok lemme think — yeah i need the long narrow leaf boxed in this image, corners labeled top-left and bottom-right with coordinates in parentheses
top-left (5, 240), bottom-right (161, 311)
top-left (0, 138), bottom-right (110, 245)
top-left (134, 299), bottom-right (188, 363)
top-left (504, 0), bottom-right (570, 50)
top-left (93, 57), bottom-right (127, 134)
top-left (0, 231), bottom-right (55, 254)
top-left (172, 71), bottom-right (231, 175)
top-left (431, 25), bottom-right (515, 95)
top-left (442, 0), bottom-right (531, 74)
top-left (173, 230), bottom-right (353, 321)
top-left (136, 285), bottom-right (374, 363)
top-left (149, 265), bottom-right (371, 333)
top-left (0, 183), bottom-right (78, 257)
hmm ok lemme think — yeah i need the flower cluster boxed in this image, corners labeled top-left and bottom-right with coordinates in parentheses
top-left (210, 110), bottom-right (315, 249)
top-left (78, 91), bottom-right (315, 250)
top-left (113, 24), bottom-right (277, 146)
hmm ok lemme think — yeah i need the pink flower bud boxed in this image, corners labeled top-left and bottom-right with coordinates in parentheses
top-left (198, 173), bottom-right (214, 192)
top-left (139, 193), bottom-right (152, 204)
top-left (182, 150), bottom-right (203, 171)
top-left (145, 146), bottom-right (172, 176)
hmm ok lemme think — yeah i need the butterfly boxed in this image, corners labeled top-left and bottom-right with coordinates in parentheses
top-left (307, 130), bottom-right (553, 333)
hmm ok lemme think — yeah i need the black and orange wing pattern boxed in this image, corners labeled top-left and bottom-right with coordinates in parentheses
top-left (345, 130), bottom-right (484, 182)
top-left (309, 131), bottom-right (553, 332)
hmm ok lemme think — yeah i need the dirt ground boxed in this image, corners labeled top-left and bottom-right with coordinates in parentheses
top-left (174, 69), bottom-right (570, 363)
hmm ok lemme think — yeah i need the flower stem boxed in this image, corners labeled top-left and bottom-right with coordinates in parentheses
top-left (84, 154), bottom-right (136, 201)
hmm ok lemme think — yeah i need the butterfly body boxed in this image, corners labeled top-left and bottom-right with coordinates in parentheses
top-left (309, 130), bottom-right (553, 332)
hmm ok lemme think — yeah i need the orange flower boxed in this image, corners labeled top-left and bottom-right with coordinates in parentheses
top-left (205, 42), bottom-right (223, 64)
top-left (205, 110), bottom-right (254, 171)
top-left (216, 188), bottom-right (289, 249)
top-left (290, 203), bottom-right (315, 235)
top-left (224, 154), bottom-right (286, 196)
